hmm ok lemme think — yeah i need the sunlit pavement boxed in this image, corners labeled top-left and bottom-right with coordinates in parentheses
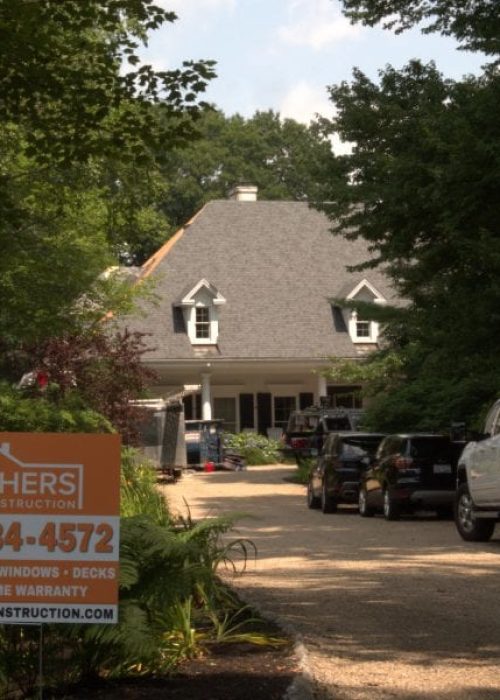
top-left (161, 465), bottom-right (500, 700)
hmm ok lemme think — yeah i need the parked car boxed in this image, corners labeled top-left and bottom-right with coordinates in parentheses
top-left (455, 399), bottom-right (500, 541)
top-left (358, 433), bottom-right (461, 520)
top-left (284, 406), bottom-right (361, 463)
top-left (307, 432), bottom-right (386, 513)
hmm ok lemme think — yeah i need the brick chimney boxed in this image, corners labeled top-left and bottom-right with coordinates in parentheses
top-left (228, 183), bottom-right (258, 202)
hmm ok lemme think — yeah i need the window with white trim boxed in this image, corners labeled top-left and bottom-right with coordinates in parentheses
top-left (327, 385), bottom-right (362, 409)
top-left (214, 397), bottom-right (237, 433)
top-left (342, 279), bottom-right (386, 344)
top-left (176, 279), bottom-right (226, 346)
top-left (195, 307), bottom-right (210, 339)
top-left (348, 310), bottom-right (379, 343)
top-left (356, 320), bottom-right (371, 338)
top-left (274, 396), bottom-right (296, 429)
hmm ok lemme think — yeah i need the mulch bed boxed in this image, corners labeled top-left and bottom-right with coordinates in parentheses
top-left (55, 619), bottom-right (299, 700)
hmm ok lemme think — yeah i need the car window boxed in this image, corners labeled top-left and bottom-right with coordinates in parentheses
top-left (409, 437), bottom-right (451, 460)
top-left (483, 401), bottom-right (500, 436)
top-left (342, 435), bottom-right (384, 457)
top-left (490, 406), bottom-right (500, 436)
top-left (288, 414), bottom-right (317, 433)
top-left (324, 417), bottom-right (351, 431)
top-left (341, 443), bottom-right (366, 457)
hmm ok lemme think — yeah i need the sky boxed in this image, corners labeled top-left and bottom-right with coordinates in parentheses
top-left (140, 0), bottom-right (486, 134)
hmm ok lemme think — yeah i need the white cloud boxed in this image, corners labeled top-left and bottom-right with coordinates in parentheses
top-left (279, 82), bottom-right (353, 155)
top-left (278, 0), bottom-right (360, 50)
top-left (279, 82), bottom-right (332, 123)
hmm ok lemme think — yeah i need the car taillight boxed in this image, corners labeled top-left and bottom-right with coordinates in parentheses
top-left (291, 438), bottom-right (308, 449)
top-left (395, 456), bottom-right (413, 469)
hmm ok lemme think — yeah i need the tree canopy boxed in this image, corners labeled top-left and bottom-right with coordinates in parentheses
top-left (341, 0), bottom-right (500, 56)
top-left (0, 0), bottom-right (215, 345)
top-left (0, 0), bottom-right (215, 164)
top-left (156, 109), bottom-right (334, 237)
top-left (318, 0), bottom-right (500, 429)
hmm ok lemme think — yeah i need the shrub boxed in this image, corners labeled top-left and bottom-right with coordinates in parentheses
top-left (0, 381), bottom-right (112, 433)
top-left (224, 432), bottom-right (281, 465)
top-left (19, 329), bottom-right (157, 444)
top-left (120, 448), bottom-right (171, 524)
top-left (0, 448), bottom-right (256, 697)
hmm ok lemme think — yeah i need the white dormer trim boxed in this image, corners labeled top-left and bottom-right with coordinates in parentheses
top-left (346, 279), bottom-right (386, 304)
top-left (175, 279), bottom-right (226, 345)
top-left (345, 279), bottom-right (386, 344)
top-left (178, 278), bottom-right (227, 307)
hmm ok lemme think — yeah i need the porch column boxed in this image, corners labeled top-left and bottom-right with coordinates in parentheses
top-left (201, 372), bottom-right (212, 420)
top-left (317, 374), bottom-right (327, 403)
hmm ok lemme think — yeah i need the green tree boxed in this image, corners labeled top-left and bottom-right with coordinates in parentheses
top-left (0, 0), bottom-right (215, 165)
top-left (341, 0), bottom-right (500, 56)
top-left (157, 109), bottom-right (334, 233)
top-left (0, 1), bottom-right (216, 345)
top-left (316, 3), bottom-right (500, 429)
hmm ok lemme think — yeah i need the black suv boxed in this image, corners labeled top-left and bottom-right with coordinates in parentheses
top-left (283, 407), bottom-right (357, 463)
top-left (307, 432), bottom-right (386, 513)
top-left (358, 433), bottom-right (460, 520)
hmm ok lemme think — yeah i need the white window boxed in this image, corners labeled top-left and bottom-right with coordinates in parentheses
top-left (195, 307), bottom-right (210, 339)
top-left (327, 385), bottom-right (362, 409)
top-left (348, 310), bottom-right (379, 343)
top-left (356, 320), bottom-right (371, 338)
top-left (176, 279), bottom-right (226, 346)
top-left (214, 397), bottom-right (237, 433)
top-left (342, 279), bottom-right (386, 345)
top-left (274, 396), bottom-right (296, 429)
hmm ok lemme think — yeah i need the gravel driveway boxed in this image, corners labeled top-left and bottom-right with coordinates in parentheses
top-left (160, 464), bottom-right (500, 700)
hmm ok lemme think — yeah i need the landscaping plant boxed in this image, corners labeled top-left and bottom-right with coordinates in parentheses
top-left (0, 448), bottom-right (259, 697)
top-left (224, 432), bottom-right (281, 465)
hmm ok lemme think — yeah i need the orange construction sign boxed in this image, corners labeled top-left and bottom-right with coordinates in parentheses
top-left (0, 433), bottom-right (121, 624)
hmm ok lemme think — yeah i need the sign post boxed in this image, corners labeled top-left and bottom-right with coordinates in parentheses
top-left (0, 433), bottom-right (121, 625)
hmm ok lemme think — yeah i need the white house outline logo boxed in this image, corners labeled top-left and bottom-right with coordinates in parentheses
top-left (0, 442), bottom-right (84, 509)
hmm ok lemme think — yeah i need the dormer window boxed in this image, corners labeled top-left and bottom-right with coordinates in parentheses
top-left (336, 279), bottom-right (387, 345)
top-left (175, 279), bottom-right (226, 346)
top-left (350, 311), bottom-right (378, 343)
top-left (195, 307), bottom-right (210, 339)
top-left (356, 320), bottom-right (370, 338)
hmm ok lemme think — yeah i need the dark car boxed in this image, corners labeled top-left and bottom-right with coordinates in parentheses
top-left (358, 433), bottom-right (461, 520)
top-left (307, 432), bottom-right (386, 513)
top-left (284, 407), bottom-right (359, 464)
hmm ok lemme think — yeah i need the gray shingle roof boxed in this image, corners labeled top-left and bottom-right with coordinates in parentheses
top-left (127, 200), bottom-right (397, 360)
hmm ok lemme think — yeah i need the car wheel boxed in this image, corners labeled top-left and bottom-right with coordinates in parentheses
top-left (358, 487), bottom-right (375, 517)
top-left (321, 481), bottom-right (337, 514)
top-left (383, 488), bottom-right (400, 521)
top-left (454, 483), bottom-right (496, 542)
top-left (307, 480), bottom-right (320, 509)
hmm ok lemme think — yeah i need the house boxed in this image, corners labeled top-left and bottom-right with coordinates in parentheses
top-left (124, 185), bottom-right (398, 436)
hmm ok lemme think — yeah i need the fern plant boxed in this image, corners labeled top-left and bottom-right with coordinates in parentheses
top-left (0, 452), bottom-right (258, 696)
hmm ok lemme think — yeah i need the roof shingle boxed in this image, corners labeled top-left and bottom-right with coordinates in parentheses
top-left (127, 200), bottom-right (397, 361)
